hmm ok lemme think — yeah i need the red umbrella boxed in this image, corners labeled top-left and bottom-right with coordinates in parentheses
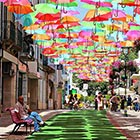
top-left (42, 48), bottom-right (56, 55)
top-left (134, 7), bottom-right (140, 14)
top-left (119, 1), bottom-right (140, 7)
top-left (37, 12), bottom-right (61, 22)
top-left (84, 12), bottom-right (112, 22)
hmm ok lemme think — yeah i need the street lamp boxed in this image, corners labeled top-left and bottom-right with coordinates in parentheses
top-left (121, 46), bottom-right (132, 97)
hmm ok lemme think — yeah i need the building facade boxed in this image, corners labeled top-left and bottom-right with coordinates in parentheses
top-left (0, 2), bottom-right (64, 113)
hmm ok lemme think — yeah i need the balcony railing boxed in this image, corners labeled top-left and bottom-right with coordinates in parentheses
top-left (43, 56), bottom-right (48, 66)
top-left (16, 29), bottom-right (22, 47)
top-left (2, 20), bottom-right (15, 42)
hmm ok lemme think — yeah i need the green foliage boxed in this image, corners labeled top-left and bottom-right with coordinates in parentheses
top-left (73, 73), bottom-right (109, 95)
top-left (119, 48), bottom-right (137, 61)
top-left (86, 94), bottom-right (95, 102)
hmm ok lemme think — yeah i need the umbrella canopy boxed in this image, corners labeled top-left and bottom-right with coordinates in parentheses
top-left (4, 0), bottom-right (31, 6)
top-left (8, 4), bottom-right (34, 14)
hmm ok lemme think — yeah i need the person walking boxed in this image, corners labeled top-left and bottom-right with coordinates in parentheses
top-left (73, 94), bottom-right (79, 110)
top-left (94, 95), bottom-right (98, 110)
top-left (120, 96), bottom-right (125, 110)
top-left (127, 95), bottom-right (132, 110)
top-left (15, 96), bottom-right (47, 132)
top-left (68, 93), bottom-right (74, 110)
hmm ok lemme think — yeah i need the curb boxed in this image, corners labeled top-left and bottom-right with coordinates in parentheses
top-left (106, 111), bottom-right (134, 139)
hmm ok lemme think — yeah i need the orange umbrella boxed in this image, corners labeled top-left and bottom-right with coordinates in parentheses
top-left (8, 4), bottom-right (34, 14)
top-left (32, 34), bottom-right (51, 40)
top-left (61, 16), bottom-right (80, 23)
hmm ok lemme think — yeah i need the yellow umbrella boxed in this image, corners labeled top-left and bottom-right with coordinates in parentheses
top-left (32, 34), bottom-right (51, 40)
top-left (119, 40), bottom-right (134, 47)
top-left (23, 24), bottom-right (40, 30)
top-left (83, 8), bottom-right (111, 21)
top-left (61, 16), bottom-right (80, 23)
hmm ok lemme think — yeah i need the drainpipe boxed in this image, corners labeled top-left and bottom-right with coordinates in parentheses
top-left (0, 42), bottom-right (3, 113)
top-left (0, 56), bottom-right (2, 113)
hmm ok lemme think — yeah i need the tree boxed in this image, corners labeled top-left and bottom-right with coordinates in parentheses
top-left (134, 38), bottom-right (140, 53)
top-left (72, 73), bottom-right (109, 96)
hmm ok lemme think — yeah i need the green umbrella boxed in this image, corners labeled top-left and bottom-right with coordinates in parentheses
top-left (34, 3), bottom-right (60, 13)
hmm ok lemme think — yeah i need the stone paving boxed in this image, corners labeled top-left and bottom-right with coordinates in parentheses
top-left (107, 110), bottom-right (140, 140)
top-left (1, 109), bottom-right (140, 140)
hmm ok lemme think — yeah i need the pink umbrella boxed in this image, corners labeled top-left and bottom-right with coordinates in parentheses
top-left (50, 0), bottom-right (75, 4)
top-left (126, 30), bottom-right (140, 40)
top-left (4, 0), bottom-right (31, 6)
top-left (68, 45), bottom-right (78, 49)
top-left (61, 10), bottom-right (80, 16)
top-left (128, 22), bottom-right (140, 26)
top-left (79, 30), bottom-right (93, 38)
top-left (0, 0), bottom-right (7, 2)
top-left (112, 9), bottom-right (126, 18)
top-left (81, 0), bottom-right (113, 7)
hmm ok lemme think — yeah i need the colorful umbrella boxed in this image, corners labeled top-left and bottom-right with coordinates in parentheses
top-left (8, 4), bottom-right (34, 14)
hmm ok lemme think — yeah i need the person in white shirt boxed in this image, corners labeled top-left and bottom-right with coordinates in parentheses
top-left (15, 96), bottom-right (47, 132)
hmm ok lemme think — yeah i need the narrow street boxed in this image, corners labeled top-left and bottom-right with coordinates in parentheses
top-left (26, 110), bottom-right (126, 140)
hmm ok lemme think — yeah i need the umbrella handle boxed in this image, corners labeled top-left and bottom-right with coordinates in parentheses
top-left (62, 7), bottom-right (67, 14)
top-left (96, 0), bottom-right (100, 8)
top-left (111, 19), bottom-right (114, 23)
top-left (56, 4), bottom-right (58, 9)
top-left (121, 4), bottom-right (126, 8)
top-left (100, 23), bottom-right (105, 28)
top-left (114, 4), bottom-right (119, 17)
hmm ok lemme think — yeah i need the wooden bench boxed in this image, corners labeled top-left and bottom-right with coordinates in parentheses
top-left (6, 107), bottom-right (33, 135)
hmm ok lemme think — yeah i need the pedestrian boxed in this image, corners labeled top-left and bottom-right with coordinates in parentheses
top-left (73, 94), bottom-right (79, 110)
top-left (120, 96), bottom-right (125, 110)
top-left (14, 96), bottom-right (47, 132)
top-left (133, 97), bottom-right (139, 111)
top-left (110, 94), bottom-right (119, 112)
top-left (94, 95), bottom-right (98, 110)
top-left (127, 95), bottom-right (132, 110)
top-left (97, 92), bottom-right (103, 110)
top-left (103, 95), bottom-right (107, 110)
top-left (68, 93), bottom-right (74, 110)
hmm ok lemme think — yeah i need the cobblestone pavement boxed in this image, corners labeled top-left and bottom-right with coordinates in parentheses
top-left (107, 110), bottom-right (140, 140)
top-left (1, 109), bottom-right (140, 140)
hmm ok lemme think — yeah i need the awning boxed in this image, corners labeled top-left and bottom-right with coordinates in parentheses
top-left (130, 74), bottom-right (140, 80)
top-left (28, 72), bottom-right (42, 79)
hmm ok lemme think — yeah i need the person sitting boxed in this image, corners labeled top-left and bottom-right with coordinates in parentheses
top-left (14, 96), bottom-right (47, 132)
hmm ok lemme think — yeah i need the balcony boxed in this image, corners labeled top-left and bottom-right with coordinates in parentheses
top-left (2, 20), bottom-right (15, 43)
top-left (43, 56), bottom-right (48, 66)
top-left (1, 20), bottom-right (22, 56)
top-left (19, 35), bottom-right (35, 61)
top-left (16, 29), bottom-right (23, 48)
top-left (19, 43), bottom-right (35, 61)
top-left (39, 56), bottom-right (55, 73)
